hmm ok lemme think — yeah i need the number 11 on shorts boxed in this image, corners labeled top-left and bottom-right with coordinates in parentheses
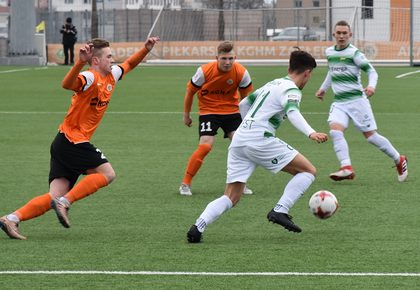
top-left (200, 121), bottom-right (212, 132)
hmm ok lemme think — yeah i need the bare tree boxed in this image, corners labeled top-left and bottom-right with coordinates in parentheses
top-left (91, 0), bottom-right (98, 38)
top-left (217, 0), bottom-right (224, 40)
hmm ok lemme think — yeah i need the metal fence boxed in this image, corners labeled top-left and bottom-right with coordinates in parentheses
top-left (1, 5), bottom-right (419, 64)
top-left (36, 6), bottom-right (420, 44)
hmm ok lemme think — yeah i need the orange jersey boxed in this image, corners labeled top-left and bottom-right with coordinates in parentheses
top-left (189, 62), bottom-right (252, 115)
top-left (59, 63), bottom-right (129, 143)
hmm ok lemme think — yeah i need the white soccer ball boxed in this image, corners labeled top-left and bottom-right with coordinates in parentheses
top-left (309, 190), bottom-right (339, 219)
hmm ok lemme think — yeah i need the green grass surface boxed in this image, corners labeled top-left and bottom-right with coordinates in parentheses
top-left (0, 65), bottom-right (419, 289)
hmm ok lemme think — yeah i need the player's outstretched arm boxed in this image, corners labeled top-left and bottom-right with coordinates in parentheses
top-left (144, 36), bottom-right (160, 51)
top-left (61, 42), bottom-right (93, 91)
top-left (288, 110), bottom-right (328, 143)
top-left (122, 36), bottom-right (160, 74)
top-left (309, 132), bottom-right (328, 143)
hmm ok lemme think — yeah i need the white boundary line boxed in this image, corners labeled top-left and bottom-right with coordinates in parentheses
top-left (0, 68), bottom-right (31, 74)
top-left (395, 70), bottom-right (420, 78)
top-left (0, 271), bottom-right (418, 277)
top-left (0, 67), bottom-right (48, 74)
top-left (0, 111), bottom-right (417, 116)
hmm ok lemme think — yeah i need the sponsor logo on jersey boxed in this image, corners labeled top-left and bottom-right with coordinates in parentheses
top-left (201, 89), bottom-right (231, 96)
top-left (227, 79), bottom-right (233, 85)
top-left (107, 84), bottom-right (113, 91)
top-left (331, 66), bottom-right (348, 72)
top-left (90, 97), bottom-right (109, 107)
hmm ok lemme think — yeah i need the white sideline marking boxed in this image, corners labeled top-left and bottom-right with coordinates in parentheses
top-left (0, 271), bottom-right (419, 277)
top-left (0, 111), bottom-right (183, 115)
top-left (0, 111), bottom-right (415, 116)
top-left (0, 67), bottom-right (48, 74)
top-left (395, 70), bottom-right (420, 78)
top-left (0, 68), bottom-right (31, 74)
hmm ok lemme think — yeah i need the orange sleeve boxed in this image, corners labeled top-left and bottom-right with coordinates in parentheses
top-left (184, 81), bottom-right (199, 113)
top-left (61, 60), bottom-right (87, 92)
top-left (239, 83), bottom-right (254, 99)
top-left (119, 47), bottom-right (149, 75)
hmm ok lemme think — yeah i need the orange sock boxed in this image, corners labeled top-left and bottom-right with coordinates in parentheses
top-left (183, 143), bottom-right (212, 185)
top-left (64, 173), bottom-right (109, 204)
top-left (15, 193), bottom-right (51, 222)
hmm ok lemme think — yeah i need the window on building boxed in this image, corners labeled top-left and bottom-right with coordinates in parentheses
top-left (64, 0), bottom-right (73, 4)
top-left (83, 0), bottom-right (91, 3)
top-left (313, 1), bottom-right (320, 7)
top-left (362, 0), bottom-right (373, 19)
top-left (294, 1), bottom-right (302, 7)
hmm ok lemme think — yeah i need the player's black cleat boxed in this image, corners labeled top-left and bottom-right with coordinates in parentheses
top-left (267, 209), bottom-right (302, 233)
top-left (187, 225), bottom-right (202, 243)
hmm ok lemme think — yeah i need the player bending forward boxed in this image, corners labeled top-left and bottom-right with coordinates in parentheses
top-left (187, 50), bottom-right (328, 243)
top-left (0, 37), bottom-right (159, 240)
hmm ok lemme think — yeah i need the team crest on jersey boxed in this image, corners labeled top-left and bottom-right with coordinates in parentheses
top-left (107, 84), bottom-right (113, 91)
top-left (227, 79), bottom-right (233, 85)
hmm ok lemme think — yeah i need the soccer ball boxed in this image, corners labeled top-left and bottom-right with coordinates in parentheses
top-left (309, 190), bottom-right (339, 219)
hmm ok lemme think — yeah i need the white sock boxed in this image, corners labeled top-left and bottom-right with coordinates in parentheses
top-left (367, 132), bottom-right (400, 163)
top-left (330, 130), bottom-right (351, 167)
top-left (6, 214), bottom-right (20, 223)
top-left (195, 195), bottom-right (233, 232)
top-left (274, 172), bottom-right (315, 214)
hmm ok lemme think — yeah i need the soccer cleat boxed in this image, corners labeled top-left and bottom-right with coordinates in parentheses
top-left (243, 186), bottom-right (253, 195)
top-left (267, 209), bottom-right (302, 233)
top-left (0, 216), bottom-right (27, 240)
top-left (179, 184), bottom-right (192, 196)
top-left (329, 165), bottom-right (355, 181)
top-left (51, 198), bottom-right (71, 228)
top-left (187, 225), bottom-right (202, 243)
top-left (396, 155), bottom-right (408, 182)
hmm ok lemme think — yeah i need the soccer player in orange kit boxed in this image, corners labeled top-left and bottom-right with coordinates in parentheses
top-left (179, 41), bottom-right (254, 196)
top-left (0, 36), bottom-right (159, 240)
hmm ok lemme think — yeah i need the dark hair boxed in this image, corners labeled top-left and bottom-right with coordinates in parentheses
top-left (289, 50), bottom-right (317, 73)
top-left (335, 20), bottom-right (350, 29)
top-left (217, 41), bottom-right (234, 55)
top-left (66, 17), bottom-right (72, 24)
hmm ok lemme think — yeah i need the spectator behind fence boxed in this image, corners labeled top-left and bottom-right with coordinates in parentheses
top-left (60, 17), bottom-right (77, 65)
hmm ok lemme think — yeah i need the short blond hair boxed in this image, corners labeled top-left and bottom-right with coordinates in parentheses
top-left (89, 38), bottom-right (110, 58)
top-left (217, 41), bottom-right (234, 55)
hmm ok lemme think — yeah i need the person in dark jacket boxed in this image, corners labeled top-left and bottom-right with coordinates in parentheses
top-left (60, 17), bottom-right (77, 65)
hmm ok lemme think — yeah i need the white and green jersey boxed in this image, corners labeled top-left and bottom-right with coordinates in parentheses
top-left (231, 76), bottom-right (314, 148)
top-left (320, 44), bottom-right (378, 102)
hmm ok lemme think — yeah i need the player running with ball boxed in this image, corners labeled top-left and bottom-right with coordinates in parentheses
top-left (187, 50), bottom-right (328, 243)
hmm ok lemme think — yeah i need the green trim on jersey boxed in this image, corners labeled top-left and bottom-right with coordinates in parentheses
top-left (264, 131), bottom-right (274, 138)
top-left (268, 115), bottom-right (281, 129)
top-left (284, 101), bottom-right (299, 113)
top-left (334, 44), bottom-right (350, 51)
top-left (334, 89), bottom-right (363, 101)
top-left (327, 55), bottom-right (355, 65)
top-left (247, 92), bottom-right (257, 104)
top-left (250, 91), bottom-right (269, 118)
top-left (360, 63), bottom-right (371, 72)
top-left (284, 87), bottom-right (301, 95)
top-left (332, 74), bottom-right (358, 83)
